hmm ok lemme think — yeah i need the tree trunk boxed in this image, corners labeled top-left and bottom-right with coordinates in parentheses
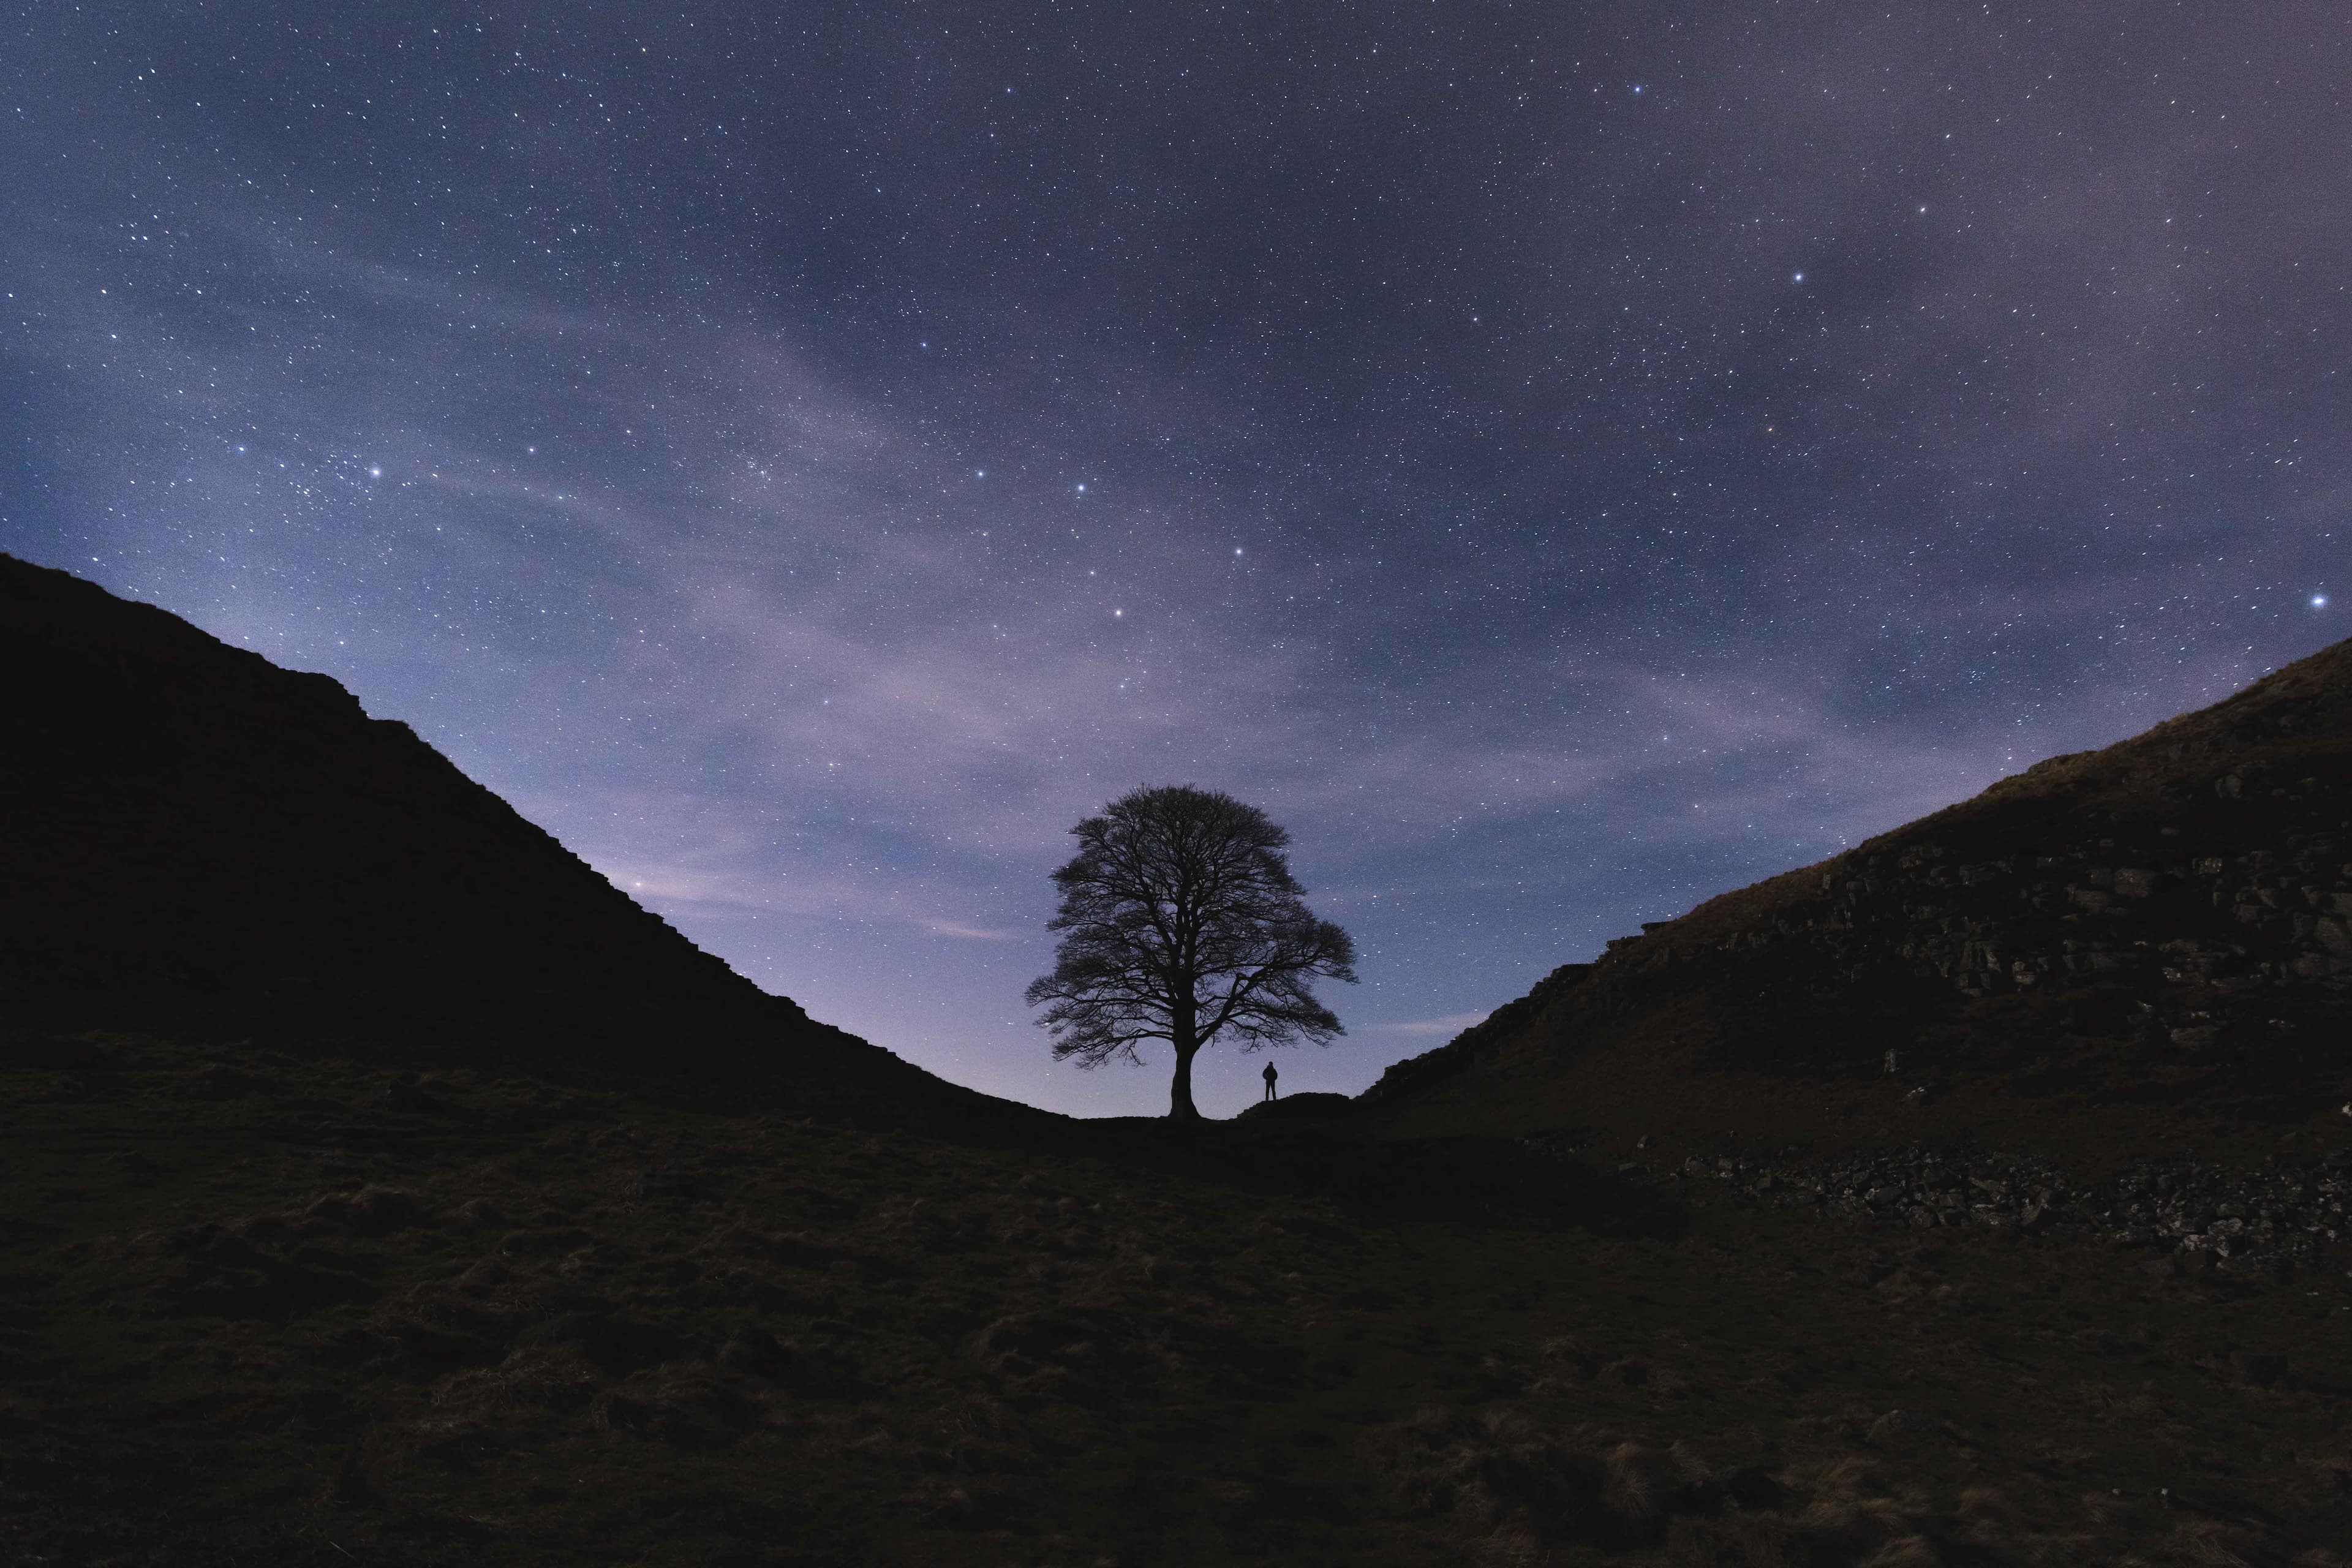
top-left (1169, 1041), bottom-right (1200, 1120)
top-left (1169, 998), bottom-right (1201, 1120)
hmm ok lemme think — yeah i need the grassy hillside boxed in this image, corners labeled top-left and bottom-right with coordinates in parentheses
top-left (10, 558), bottom-right (2352, 1566)
top-left (1365, 639), bottom-right (2352, 1175)
top-left (5, 1031), bottom-right (2349, 1566)
top-left (0, 552), bottom-right (1021, 1128)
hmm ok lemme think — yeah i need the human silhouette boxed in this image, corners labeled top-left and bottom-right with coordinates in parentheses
top-left (1262, 1061), bottom-right (1278, 1101)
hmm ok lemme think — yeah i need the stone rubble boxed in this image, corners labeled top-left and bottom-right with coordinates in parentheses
top-left (1658, 1144), bottom-right (2352, 1280)
top-left (1735, 831), bottom-right (2352, 1014)
top-left (1373, 831), bottom-right (2352, 1112)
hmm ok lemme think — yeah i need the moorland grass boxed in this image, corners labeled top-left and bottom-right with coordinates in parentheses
top-left (4, 1031), bottom-right (2349, 1565)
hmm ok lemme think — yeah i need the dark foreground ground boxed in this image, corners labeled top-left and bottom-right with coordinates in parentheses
top-left (4, 1035), bottom-right (2350, 1566)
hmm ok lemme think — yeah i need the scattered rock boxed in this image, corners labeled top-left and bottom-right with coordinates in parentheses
top-left (1517, 1127), bottom-right (1596, 1160)
top-left (1677, 1144), bottom-right (2351, 1278)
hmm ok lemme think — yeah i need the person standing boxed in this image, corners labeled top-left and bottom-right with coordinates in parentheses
top-left (1261, 1061), bottom-right (1279, 1102)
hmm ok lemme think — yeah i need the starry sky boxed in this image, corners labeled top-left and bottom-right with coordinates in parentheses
top-left (7, 3), bottom-right (2348, 1117)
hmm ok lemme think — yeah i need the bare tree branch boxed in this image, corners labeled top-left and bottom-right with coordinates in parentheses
top-left (1025, 785), bottom-right (1357, 1118)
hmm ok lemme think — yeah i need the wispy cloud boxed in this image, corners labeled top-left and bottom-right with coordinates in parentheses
top-left (919, 919), bottom-right (1020, 942)
top-left (1378, 1011), bottom-right (1491, 1038)
top-left (12, 72), bottom-right (2346, 1125)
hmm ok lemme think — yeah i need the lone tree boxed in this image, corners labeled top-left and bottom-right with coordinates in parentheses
top-left (1025, 785), bottom-right (1357, 1120)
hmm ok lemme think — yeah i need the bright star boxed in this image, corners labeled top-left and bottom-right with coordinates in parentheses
top-left (2314, 594), bottom-right (2330, 609)
top-left (1792, 272), bottom-right (1804, 283)
top-left (368, 466), bottom-right (382, 478)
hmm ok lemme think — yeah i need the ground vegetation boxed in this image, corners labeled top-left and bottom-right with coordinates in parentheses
top-left (4, 1031), bottom-right (2348, 1566)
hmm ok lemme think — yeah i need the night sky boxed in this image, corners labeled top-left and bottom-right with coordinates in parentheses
top-left (7, 4), bottom-right (2348, 1117)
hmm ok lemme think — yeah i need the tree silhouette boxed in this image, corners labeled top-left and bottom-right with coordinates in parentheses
top-left (1025, 785), bottom-right (1357, 1120)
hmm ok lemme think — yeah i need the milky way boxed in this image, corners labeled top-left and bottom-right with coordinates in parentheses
top-left (6, 4), bottom-right (2348, 1115)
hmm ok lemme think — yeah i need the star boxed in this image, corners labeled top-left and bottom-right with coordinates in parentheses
top-left (10, 0), bottom-right (2342, 1129)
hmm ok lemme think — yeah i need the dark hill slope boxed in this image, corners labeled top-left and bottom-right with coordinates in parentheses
top-left (0, 554), bottom-right (1001, 1120)
top-left (1365, 641), bottom-right (2352, 1171)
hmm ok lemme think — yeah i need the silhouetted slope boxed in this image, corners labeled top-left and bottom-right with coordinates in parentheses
top-left (0, 554), bottom-right (999, 1117)
top-left (1365, 643), bottom-right (2352, 1168)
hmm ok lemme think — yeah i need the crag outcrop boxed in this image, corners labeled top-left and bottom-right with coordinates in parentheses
top-left (1366, 639), bottom-right (2352, 1166)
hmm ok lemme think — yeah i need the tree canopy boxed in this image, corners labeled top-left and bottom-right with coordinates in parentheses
top-left (1024, 785), bottom-right (1356, 1119)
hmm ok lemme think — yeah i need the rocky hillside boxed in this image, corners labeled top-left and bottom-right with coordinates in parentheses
top-left (1365, 640), bottom-right (2352, 1171)
top-left (0, 554), bottom-right (1000, 1119)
